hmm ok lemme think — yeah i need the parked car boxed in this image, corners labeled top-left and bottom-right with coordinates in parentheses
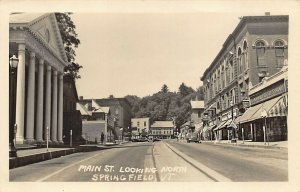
top-left (153, 138), bottom-right (161, 142)
top-left (139, 137), bottom-right (148, 142)
top-left (186, 133), bottom-right (200, 143)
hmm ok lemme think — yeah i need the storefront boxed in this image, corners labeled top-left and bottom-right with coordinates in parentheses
top-left (237, 66), bottom-right (288, 142)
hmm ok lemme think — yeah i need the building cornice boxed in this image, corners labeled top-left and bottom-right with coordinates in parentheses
top-left (201, 15), bottom-right (288, 81)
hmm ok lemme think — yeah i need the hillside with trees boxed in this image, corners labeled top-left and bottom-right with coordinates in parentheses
top-left (125, 83), bottom-right (204, 128)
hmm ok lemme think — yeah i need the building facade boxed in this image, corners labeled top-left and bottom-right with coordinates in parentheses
top-left (9, 13), bottom-right (68, 144)
top-left (238, 65), bottom-right (288, 142)
top-left (78, 97), bottom-right (132, 140)
top-left (149, 121), bottom-right (174, 139)
top-left (131, 117), bottom-right (150, 138)
top-left (63, 76), bottom-right (83, 145)
top-left (201, 14), bottom-right (288, 141)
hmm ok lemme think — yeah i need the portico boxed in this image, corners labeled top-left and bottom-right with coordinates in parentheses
top-left (9, 13), bottom-right (68, 144)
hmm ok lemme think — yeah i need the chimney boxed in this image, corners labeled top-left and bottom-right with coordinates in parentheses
top-left (79, 96), bottom-right (83, 101)
top-left (265, 12), bottom-right (270, 16)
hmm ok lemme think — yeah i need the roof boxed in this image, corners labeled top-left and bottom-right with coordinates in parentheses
top-left (191, 100), bottom-right (204, 109)
top-left (76, 103), bottom-right (91, 116)
top-left (10, 13), bottom-right (68, 65)
top-left (151, 121), bottom-right (174, 128)
top-left (92, 100), bottom-right (110, 113)
top-left (10, 13), bottom-right (46, 23)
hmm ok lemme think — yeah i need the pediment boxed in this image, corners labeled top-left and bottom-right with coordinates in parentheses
top-left (28, 13), bottom-right (68, 63)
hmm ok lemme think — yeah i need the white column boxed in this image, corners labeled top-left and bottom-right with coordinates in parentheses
top-left (15, 43), bottom-right (26, 144)
top-left (25, 51), bottom-right (36, 142)
top-left (57, 73), bottom-right (64, 143)
top-left (35, 58), bottom-right (44, 142)
top-left (51, 70), bottom-right (58, 143)
top-left (44, 65), bottom-right (52, 141)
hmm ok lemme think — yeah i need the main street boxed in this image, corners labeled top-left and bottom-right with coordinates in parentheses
top-left (10, 140), bottom-right (287, 182)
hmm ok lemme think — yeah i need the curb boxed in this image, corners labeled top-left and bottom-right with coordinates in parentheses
top-left (9, 145), bottom-right (111, 169)
top-left (200, 141), bottom-right (287, 150)
top-left (164, 142), bottom-right (231, 182)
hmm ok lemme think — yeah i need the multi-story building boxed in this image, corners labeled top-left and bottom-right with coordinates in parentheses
top-left (149, 121), bottom-right (174, 139)
top-left (78, 97), bottom-right (132, 141)
top-left (201, 14), bottom-right (288, 141)
top-left (131, 117), bottom-right (150, 138)
top-left (9, 13), bottom-right (68, 145)
top-left (238, 65), bottom-right (288, 142)
top-left (190, 100), bottom-right (205, 130)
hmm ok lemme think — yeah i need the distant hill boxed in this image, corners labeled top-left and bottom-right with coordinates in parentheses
top-left (125, 83), bottom-right (204, 128)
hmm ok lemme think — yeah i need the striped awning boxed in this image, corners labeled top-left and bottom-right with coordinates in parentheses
top-left (239, 95), bottom-right (287, 124)
top-left (239, 103), bottom-right (263, 123)
top-left (249, 96), bottom-right (286, 121)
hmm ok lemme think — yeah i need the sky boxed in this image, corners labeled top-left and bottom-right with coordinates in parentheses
top-left (69, 3), bottom-right (291, 99)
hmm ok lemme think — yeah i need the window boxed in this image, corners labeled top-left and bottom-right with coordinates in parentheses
top-left (243, 41), bottom-right (248, 70)
top-left (275, 40), bottom-right (285, 68)
top-left (238, 48), bottom-right (242, 73)
top-left (198, 111), bottom-right (201, 118)
top-left (229, 59), bottom-right (234, 81)
top-left (137, 122), bottom-right (140, 127)
top-left (255, 41), bottom-right (266, 66)
top-left (144, 121), bottom-right (147, 127)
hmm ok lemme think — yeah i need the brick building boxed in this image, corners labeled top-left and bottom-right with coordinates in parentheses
top-left (201, 14), bottom-right (288, 141)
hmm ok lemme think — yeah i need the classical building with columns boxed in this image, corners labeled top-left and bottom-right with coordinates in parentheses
top-left (9, 13), bottom-right (68, 144)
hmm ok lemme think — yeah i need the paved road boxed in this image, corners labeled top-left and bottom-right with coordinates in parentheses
top-left (10, 141), bottom-right (213, 182)
top-left (166, 140), bottom-right (288, 182)
top-left (10, 140), bottom-right (287, 182)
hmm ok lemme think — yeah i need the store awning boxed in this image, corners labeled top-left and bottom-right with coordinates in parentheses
top-left (239, 103), bottom-right (264, 124)
top-left (213, 120), bottom-right (228, 131)
top-left (227, 119), bottom-right (238, 129)
top-left (239, 95), bottom-right (286, 124)
top-left (194, 122), bottom-right (204, 133)
top-left (207, 124), bottom-right (216, 131)
top-left (234, 116), bottom-right (241, 124)
top-left (249, 96), bottom-right (286, 121)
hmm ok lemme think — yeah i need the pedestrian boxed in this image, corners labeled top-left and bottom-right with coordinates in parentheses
top-left (101, 132), bottom-right (104, 144)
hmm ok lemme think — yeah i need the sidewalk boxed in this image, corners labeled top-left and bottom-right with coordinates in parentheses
top-left (10, 141), bottom-right (129, 169)
top-left (178, 139), bottom-right (288, 149)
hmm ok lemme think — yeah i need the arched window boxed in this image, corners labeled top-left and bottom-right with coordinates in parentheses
top-left (255, 40), bottom-right (266, 66)
top-left (274, 40), bottom-right (285, 68)
top-left (243, 41), bottom-right (248, 70)
top-left (238, 48), bottom-right (242, 73)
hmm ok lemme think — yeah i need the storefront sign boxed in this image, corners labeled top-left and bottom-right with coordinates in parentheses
top-left (251, 82), bottom-right (285, 106)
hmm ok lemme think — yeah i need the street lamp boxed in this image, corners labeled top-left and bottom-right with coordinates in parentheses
top-left (9, 55), bottom-right (19, 158)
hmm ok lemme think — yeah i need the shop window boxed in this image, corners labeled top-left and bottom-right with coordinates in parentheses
top-left (255, 41), bottom-right (266, 66)
top-left (274, 40), bottom-right (285, 68)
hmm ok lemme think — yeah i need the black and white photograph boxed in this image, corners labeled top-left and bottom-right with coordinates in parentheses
top-left (1, 0), bottom-right (300, 192)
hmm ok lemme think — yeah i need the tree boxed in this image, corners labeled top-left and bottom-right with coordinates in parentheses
top-left (179, 82), bottom-right (194, 97)
top-left (55, 13), bottom-right (82, 80)
top-left (161, 84), bottom-right (169, 93)
top-left (108, 95), bottom-right (114, 99)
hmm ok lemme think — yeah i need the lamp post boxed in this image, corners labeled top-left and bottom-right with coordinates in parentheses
top-left (9, 55), bottom-right (19, 158)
